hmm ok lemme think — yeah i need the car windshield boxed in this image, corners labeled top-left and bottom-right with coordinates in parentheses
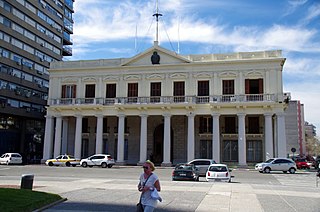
top-left (209, 166), bottom-right (227, 172)
top-left (68, 155), bottom-right (75, 159)
top-left (175, 164), bottom-right (193, 170)
top-left (265, 159), bottom-right (274, 163)
top-left (296, 158), bottom-right (306, 162)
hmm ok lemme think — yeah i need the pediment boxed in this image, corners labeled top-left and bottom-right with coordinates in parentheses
top-left (121, 42), bottom-right (191, 66)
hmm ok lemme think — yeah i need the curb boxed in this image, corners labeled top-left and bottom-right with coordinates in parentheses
top-left (33, 197), bottom-right (67, 212)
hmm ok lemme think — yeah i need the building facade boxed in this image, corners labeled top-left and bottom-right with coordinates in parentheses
top-left (0, 0), bottom-right (74, 163)
top-left (285, 100), bottom-right (306, 156)
top-left (43, 42), bottom-right (289, 166)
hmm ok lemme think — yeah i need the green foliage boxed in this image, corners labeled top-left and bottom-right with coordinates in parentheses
top-left (0, 188), bottom-right (62, 212)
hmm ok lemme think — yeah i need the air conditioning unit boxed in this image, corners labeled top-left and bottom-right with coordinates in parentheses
top-left (40, 58), bottom-right (44, 62)
top-left (41, 3), bottom-right (46, 8)
top-left (16, 61), bottom-right (21, 65)
top-left (40, 43), bottom-right (44, 47)
top-left (37, 70), bottom-right (43, 75)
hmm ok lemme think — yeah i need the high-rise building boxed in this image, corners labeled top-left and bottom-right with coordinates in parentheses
top-left (0, 0), bottom-right (74, 163)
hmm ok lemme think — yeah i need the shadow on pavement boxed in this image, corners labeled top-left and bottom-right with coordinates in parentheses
top-left (45, 201), bottom-right (189, 212)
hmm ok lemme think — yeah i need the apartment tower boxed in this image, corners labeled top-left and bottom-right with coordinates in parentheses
top-left (0, 0), bottom-right (74, 163)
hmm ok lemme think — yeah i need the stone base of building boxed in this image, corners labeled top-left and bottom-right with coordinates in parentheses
top-left (161, 162), bottom-right (172, 167)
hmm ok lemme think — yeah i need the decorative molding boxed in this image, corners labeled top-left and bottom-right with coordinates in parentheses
top-left (124, 74), bottom-right (141, 81)
top-left (219, 71), bottom-right (237, 78)
top-left (244, 70), bottom-right (264, 78)
top-left (146, 73), bottom-right (165, 80)
top-left (193, 72), bottom-right (212, 78)
top-left (103, 75), bottom-right (119, 81)
top-left (83, 77), bottom-right (97, 82)
top-left (169, 73), bottom-right (188, 79)
top-left (61, 77), bottom-right (77, 83)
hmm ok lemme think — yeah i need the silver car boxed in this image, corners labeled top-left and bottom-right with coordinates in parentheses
top-left (187, 159), bottom-right (217, 177)
top-left (255, 158), bottom-right (297, 174)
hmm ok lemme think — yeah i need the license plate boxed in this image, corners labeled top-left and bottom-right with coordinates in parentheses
top-left (180, 173), bottom-right (186, 176)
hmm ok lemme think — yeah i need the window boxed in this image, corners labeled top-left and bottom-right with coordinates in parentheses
top-left (224, 117), bottom-right (236, 133)
top-left (85, 84), bottom-right (95, 103)
top-left (245, 79), bottom-right (263, 101)
top-left (61, 85), bottom-right (76, 99)
top-left (150, 82), bottom-right (161, 103)
top-left (173, 81), bottom-right (185, 102)
top-left (106, 83), bottom-right (116, 104)
top-left (248, 117), bottom-right (260, 133)
top-left (199, 117), bottom-right (212, 133)
top-left (197, 81), bottom-right (209, 103)
top-left (246, 140), bottom-right (262, 162)
top-left (222, 80), bottom-right (234, 101)
top-left (223, 140), bottom-right (238, 162)
top-left (200, 140), bottom-right (212, 159)
top-left (222, 80), bottom-right (234, 94)
top-left (127, 83), bottom-right (138, 103)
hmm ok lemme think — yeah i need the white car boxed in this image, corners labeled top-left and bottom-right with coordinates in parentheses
top-left (255, 158), bottom-right (297, 174)
top-left (206, 164), bottom-right (232, 182)
top-left (80, 154), bottom-right (115, 168)
top-left (0, 153), bottom-right (23, 165)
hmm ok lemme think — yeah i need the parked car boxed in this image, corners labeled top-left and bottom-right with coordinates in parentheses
top-left (294, 158), bottom-right (310, 169)
top-left (80, 154), bottom-right (115, 168)
top-left (206, 164), bottom-right (232, 182)
top-left (45, 154), bottom-right (80, 167)
top-left (187, 159), bottom-right (217, 177)
top-left (255, 158), bottom-right (297, 174)
top-left (172, 163), bottom-right (199, 181)
top-left (0, 153), bottom-right (23, 165)
top-left (305, 155), bottom-right (316, 168)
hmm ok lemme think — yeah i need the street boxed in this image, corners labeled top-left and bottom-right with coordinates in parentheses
top-left (0, 165), bottom-right (319, 211)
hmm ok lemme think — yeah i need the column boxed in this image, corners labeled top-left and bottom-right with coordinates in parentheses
top-left (162, 113), bottom-right (171, 166)
top-left (95, 115), bottom-right (103, 154)
top-left (276, 112), bottom-right (287, 157)
top-left (74, 115), bottom-right (82, 159)
top-left (238, 113), bottom-right (246, 166)
top-left (42, 115), bottom-right (54, 161)
top-left (53, 116), bottom-right (62, 157)
top-left (264, 113), bottom-right (273, 160)
top-left (187, 112), bottom-right (195, 162)
top-left (61, 118), bottom-right (69, 154)
top-left (117, 114), bottom-right (125, 163)
top-left (212, 113), bottom-right (220, 163)
top-left (139, 114), bottom-right (148, 163)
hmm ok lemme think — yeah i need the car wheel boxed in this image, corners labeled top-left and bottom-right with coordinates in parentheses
top-left (89, 165), bottom-right (93, 168)
top-left (283, 171), bottom-right (287, 173)
top-left (48, 162), bottom-right (53, 166)
top-left (101, 162), bottom-right (107, 168)
top-left (228, 179), bottom-right (231, 183)
top-left (72, 164), bottom-right (76, 167)
top-left (66, 162), bottom-right (71, 167)
top-left (264, 167), bottom-right (271, 173)
top-left (289, 168), bottom-right (296, 174)
top-left (107, 164), bottom-right (113, 168)
top-left (82, 162), bottom-right (88, 168)
top-left (259, 171), bottom-right (263, 173)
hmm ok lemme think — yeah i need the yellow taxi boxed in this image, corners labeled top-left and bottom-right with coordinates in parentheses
top-left (45, 154), bottom-right (80, 167)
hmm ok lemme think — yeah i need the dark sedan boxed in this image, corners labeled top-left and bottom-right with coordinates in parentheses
top-left (172, 164), bottom-right (199, 181)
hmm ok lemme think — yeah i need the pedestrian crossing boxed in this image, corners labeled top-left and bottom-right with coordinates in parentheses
top-left (272, 171), bottom-right (320, 188)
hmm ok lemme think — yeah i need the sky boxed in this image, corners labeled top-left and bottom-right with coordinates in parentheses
top-left (69, 0), bottom-right (320, 132)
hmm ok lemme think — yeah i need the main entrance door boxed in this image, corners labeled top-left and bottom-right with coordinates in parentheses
top-left (153, 124), bottom-right (163, 165)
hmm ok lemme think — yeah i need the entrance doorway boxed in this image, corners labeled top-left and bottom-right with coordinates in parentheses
top-left (152, 123), bottom-right (174, 165)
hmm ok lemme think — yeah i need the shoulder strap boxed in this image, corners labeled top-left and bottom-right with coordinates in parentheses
top-left (143, 173), bottom-right (153, 186)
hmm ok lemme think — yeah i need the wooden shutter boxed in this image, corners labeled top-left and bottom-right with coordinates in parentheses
top-left (245, 79), bottom-right (250, 94)
top-left (258, 79), bottom-right (263, 94)
top-left (61, 85), bottom-right (66, 98)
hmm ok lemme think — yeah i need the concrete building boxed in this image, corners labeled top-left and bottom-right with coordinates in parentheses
top-left (0, 0), bottom-right (74, 163)
top-left (285, 100), bottom-right (305, 156)
top-left (43, 41), bottom-right (290, 166)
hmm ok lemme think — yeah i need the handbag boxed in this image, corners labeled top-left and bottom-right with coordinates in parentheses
top-left (136, 173), bottom-right (153, 212)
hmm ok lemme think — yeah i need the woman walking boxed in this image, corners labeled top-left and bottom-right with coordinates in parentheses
top-left (137, 160), bottom-right (161, 212)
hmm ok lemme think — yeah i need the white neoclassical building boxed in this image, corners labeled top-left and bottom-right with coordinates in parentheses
top-left (42, 42), bottom-right (289, 166)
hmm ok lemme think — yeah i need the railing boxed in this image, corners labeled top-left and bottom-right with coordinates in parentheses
top-left (49, 94), bottom-right (276, 106)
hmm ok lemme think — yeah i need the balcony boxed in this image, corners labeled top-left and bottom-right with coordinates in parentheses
top-left (49, 94), bottom-right (278, 106)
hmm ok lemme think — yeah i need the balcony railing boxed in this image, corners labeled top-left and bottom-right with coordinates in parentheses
top-left (49, 94), bottom-right (278, 106)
